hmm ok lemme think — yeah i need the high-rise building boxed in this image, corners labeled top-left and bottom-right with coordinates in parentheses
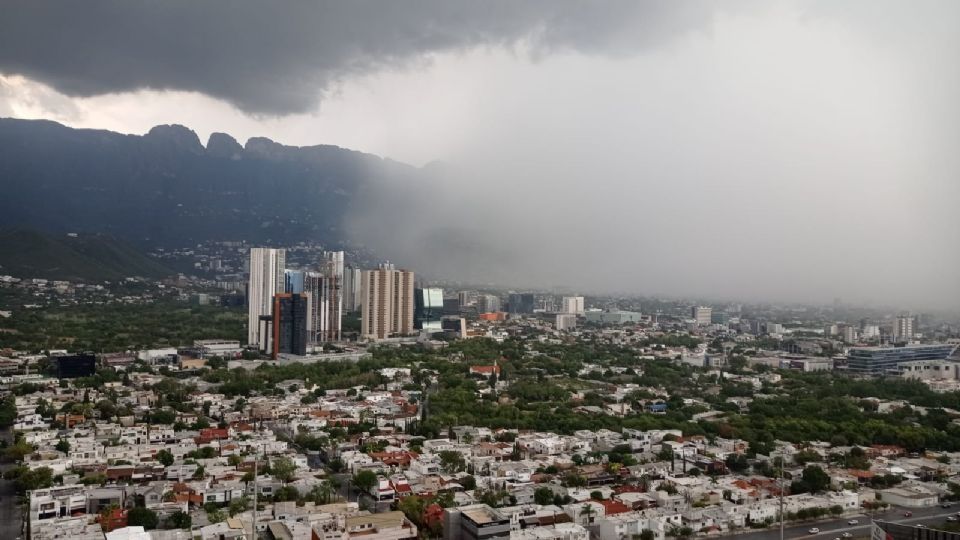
top-left (458, 291), bottom-right (476, 307)
top-left (507, 293), bottom-right (535, 314)
top-left (556, 313), bottom-right (577, 331)
top-left (361, 264), bottom-right (415, 340)
top-left (415, 287), bottom-right (444, 331)
top-left (282, 252), bottom-right (343, 344)
top-left (272, 293), bottom-right (309, 358)
top-left (893, 314), bottom-right (914, 342)
top-left (478, 294), bottom-right (501, 313)
top-left (691, 306), bottom-right (712, 326)
top-left (342, 265), bottom-right (363, 312)
top-left (562, 296), bottom-right (585, 315)
top-left (839, 324), bottom-right (857, 344)
top-left (247, 248), bottom-right (286, 347)
top-left (318, 251), bottom-right (344, 343)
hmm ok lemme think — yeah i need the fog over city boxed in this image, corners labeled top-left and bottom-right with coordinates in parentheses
top-left (2, 1), bottom-right (958, 309)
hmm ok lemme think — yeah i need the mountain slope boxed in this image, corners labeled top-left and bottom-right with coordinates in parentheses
top-left (0, 118), bottom-right (418, 248)
top-left (0, 228), bottom-right (173, 281)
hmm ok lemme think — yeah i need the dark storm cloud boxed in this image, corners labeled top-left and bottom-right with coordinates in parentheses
top-left (0, 1), bottom-right (715, 115)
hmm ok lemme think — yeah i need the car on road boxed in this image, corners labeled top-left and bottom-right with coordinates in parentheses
top-left (848, 519), bottom-right (859, 525)
top-left (917, 524), bottom-right (926, 529)
top-left (809, 528), bottom-right (820, 534)
top-left (842, 533), bottom-right (853, 538)
top-left (943, 503), bottom-right (953, 508)
top-left (947, 516), bottom-right (957, 522)
top-left (904, 512), bottom-right (913, 517)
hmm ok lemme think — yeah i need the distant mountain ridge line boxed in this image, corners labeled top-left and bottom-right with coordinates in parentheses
top-left (0, 117), bottom-right (419, 249)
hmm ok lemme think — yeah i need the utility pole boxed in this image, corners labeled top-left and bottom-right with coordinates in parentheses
top-left (779, 461), bottom-right (785, 540)
top-left (252, 446), bottom-right (259, 540)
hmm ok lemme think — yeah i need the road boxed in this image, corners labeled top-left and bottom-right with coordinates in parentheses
top-left (0, 425), bottom-right (23, 540)
top-left (717, 505), bottom-right (959, 540)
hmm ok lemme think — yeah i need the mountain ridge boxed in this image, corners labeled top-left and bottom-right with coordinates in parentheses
top-left (0, 117), bottom-right (418, 249)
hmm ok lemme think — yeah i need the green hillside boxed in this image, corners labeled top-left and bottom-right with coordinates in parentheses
top-left (0, 228), bottom-right (173, 281)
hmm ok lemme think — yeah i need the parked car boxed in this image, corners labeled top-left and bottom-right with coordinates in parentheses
top-left (842, 533), bottom-right (853, 538)
top-left (848, 519), bottom-right (859, 525)
top-left (943, 503), bottom-right (953, 509)
top-left (946, 516), bottom-right (957, 522)
top-left (809, 528), bottom-right (821, 534)
top-left (904, 512), bottom-right (913, 517)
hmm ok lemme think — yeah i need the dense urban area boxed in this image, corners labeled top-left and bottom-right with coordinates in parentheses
top-left (0, 242), bottom-right (958, 540)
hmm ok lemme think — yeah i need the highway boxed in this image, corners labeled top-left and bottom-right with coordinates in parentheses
top-left (717, 505), bottom-right (959, 540)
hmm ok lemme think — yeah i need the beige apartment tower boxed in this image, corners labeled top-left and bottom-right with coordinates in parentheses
top-left (361, 264), bottom-right (415, 340)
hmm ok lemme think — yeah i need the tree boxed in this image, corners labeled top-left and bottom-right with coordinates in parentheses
top-left (166, 511), bottom-right (192, 529)
top-left (127, 507), bottom-right (159, 530)
top-left (640, 530), bottom-right (656, 540)
top-left (270, 456), bottom-right (297, 484)
top-left (397, 495), bottom-right (428, 527)
top-left (534, 487), bottom-right (554, 506)
top-left (55, 439), bottom-right (71, 453)
top-left (802, 465), bottom-right (831, 493)
top-left (156, 449), bottom-right (174, 467)
top-left (438, 450), bottom-right (466, 474)
top-left (207, 508), bottom-right (226, 524)
top-left (13, 466), bottom-right (53, 493)
top-left (229, 496), bottom-right (249, 516)
top-left (351, 470), bottom-right (378, 495)
top-left (580, 504), bottom-right (596, 524)
top-left (460, 475), bottom-right (477, 490)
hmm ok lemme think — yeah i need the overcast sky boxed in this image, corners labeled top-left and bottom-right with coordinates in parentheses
top-left (1, 1), bottom-right (958, 309)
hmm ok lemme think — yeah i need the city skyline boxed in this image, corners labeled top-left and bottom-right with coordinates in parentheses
top-left (1, 1), bottom-right (958, 309)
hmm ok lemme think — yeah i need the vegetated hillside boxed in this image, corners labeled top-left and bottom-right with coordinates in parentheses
top-left (0, 117), bottom-right (418, 248)
top-left (0, 228), bottom-right (173, 281)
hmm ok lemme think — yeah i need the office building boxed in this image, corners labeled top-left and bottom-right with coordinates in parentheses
top-left (893, 314), bottom-right (915, 342)
top-left (765, 322), bottom-right (784, 335)
top-left (711, 312), bottom-right (730, 325)
top-left (414, 287), bottom-right (444, 332)
top-left (284, 269), bottom-right (306, 294)
top-left (443, 297), bottom-right (461, 315)
top-left (55, 354), bottom-right (97, 379)
top-left (823, 324), bottom-right (838, 337)
top-left (584, 309), bottom-right (642, 324)
top-left (562, 296), bottom-right (585, 315)
top-left (361, 264), bottom-right (415, 340)
top-left (507, 293), bottom-right (535, 315)
top-left (846, 344), bottom-right (958, 375)
top-left (441, 317), bottom-right (468, 337)
top-left (556, 313), bottom-right (577, 331)
top-left (478, 294), bottom-right (501, 313)
top-left (272, 293), bottom-right (309, 358)
top-left (247, 248), bottom-right (286, 347)
top-left (899, 359), bottom-right (960, 381)
top-left (691, 306), bottom-right (712, 326)
top-left (458, 291), bottom-right (477, 308)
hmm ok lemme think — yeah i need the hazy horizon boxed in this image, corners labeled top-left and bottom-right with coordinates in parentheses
top-left (2, 1), bottom-right (958, 310)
